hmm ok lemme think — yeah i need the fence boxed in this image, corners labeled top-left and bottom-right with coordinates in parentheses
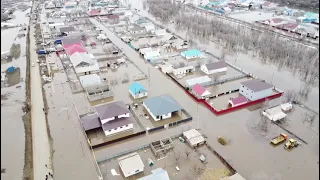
top-left (92, 130), bottom-right (146, 149)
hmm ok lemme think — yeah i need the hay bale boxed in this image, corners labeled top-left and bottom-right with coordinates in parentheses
top-left (217, 136), bottom-right (229, 146)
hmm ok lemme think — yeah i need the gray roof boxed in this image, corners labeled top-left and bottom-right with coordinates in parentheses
top-left (102, 117), bottom-right (133, 131)
top-left (143, 95), bottom-right (183, 116)
top-left (241, 79), bottom-right (273, 92)
top-left (80, 113), bottom-right (101, 131)
top-left (138, 168), bottom-right (170, 180)
top-left (61, 37), bottom-right (82, 45)
top-left (204, 61), bottom-right (228, 71)
top-left (59, 26), bottom-right (75, 33)
top-left (118, 152), bottom-right (145, 175)
top-left (95, 101), bottom-right (130, 120)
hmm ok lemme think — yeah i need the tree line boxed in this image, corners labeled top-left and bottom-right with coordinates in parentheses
top-left (146, 0), bottom-right (319, 86)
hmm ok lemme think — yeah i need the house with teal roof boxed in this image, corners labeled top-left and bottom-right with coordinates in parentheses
top-left (129, 82), bottom-right (148, 99)
top-left (181, 49), bottom-right (204, 60)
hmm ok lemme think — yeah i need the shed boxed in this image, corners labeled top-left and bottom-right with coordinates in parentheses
top-left (192, 83), bottom-right (211, 98)
top-left (144, 50), bottom-right (160, 60)
top-left (7, 66), bottom-right (15, 73)
top-left (239, 79), bottom-right (273, 101)
top-left (200, 61), bottom-right (228, 75)
top-left (79, 74), bottom-right (102, 88)
top-left (262, 106), bottom-right (287, 122)
top-left (129, 82), bottom-right (148, 99)
top-left (185, 76), bottom-right (211, 88)
top-left (181, 49), bottom-right (204, 59)
top-left (183, 129), bottom-right (206, 147)
top-left (280, 103), bottom-right (293, 112)
top-left (118, 152), bottom-right (144, 177)
top-left (172, 65), bottom-right (195, 76)
top-left (228, 96), bottom-right (248, 107)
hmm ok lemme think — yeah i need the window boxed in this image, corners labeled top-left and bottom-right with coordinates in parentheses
top-left (156, 116), bottom-right (160, 119)
top-left (126, 125), bottom-right (128, 127)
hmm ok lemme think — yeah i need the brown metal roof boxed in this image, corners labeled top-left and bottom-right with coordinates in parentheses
top-left (95, 101), bottom-right (130, 120)
top-left (241, 79), bottom-right (273, 92)
top-left (102, 117), bottom-right (133, 131)
top-left (204, 61), bottom-right (227, 71)
top-left (80, 113), bottom-right (101, 131)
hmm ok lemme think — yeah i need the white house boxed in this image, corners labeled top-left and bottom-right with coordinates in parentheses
top-left (154, 29), bottom-right (167, 36)
top-left (185, 76), bottom-right (211, 88)
top-left (181, 49), bottom-right (204, 60)
top-left (192, 83), bottom-right (211, 99)
top-left (262, 106), bottom-right (287, 122)
top-left (95, 101), bottom-right (133, 136)
top-left (200, 61), bottom-right (228, 75)
top-left (118, 152), bottom-right (144, 178)
top-left (70, 52), bottom-right (100, 76)
top-left (143, 23), bottom-right (156, 32)
top-left (239, 79), bottom-right (274, 101)
top-left (143, 94), bottom-right (183, 121)
top-left (79, 74), bottom-right (102, 88)
top-left (129, 82), bottom-right (148, 99)
top-left (143, 50), bottom-right (160, 60)
top-left (173, 65), bottom-right (195, 76)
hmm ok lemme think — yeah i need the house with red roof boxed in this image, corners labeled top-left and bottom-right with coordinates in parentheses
top-left (89, 9), bottom-right (101, 16)
top-left (228, 96), bottom-right (248, 107)
top-left (276, 23), bottom-right (299, 32)
top-left (262, 18), bottom-right (286, 27)
top-left (65, 44), bottom-right (87, 55)
top-left (192, 83), bottom-right (211, 99)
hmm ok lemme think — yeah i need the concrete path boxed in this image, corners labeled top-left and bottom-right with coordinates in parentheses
top-left (29, 21), bottom-right (52, 179)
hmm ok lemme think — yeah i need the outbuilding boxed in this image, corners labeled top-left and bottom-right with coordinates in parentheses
top-left (172, 65), bottom-right (195, 76)
top-left (79, 74), bottom-right (101, 89)
top-left (118, 152), bottom-right (145, 178)
top-left (129, 82), bottom-right (148, 99)
top-left (192, 83), bottom-right (211, 99)
top-left (239, 79), bottom-right (273, 101)
top-left (228, 96), bottom-right (248, 107)
top-left (183, 129), bottom-right (206, 147)
top-left (262, 106), bottom-right (286, 122)
top-left (143, 50), bottom-right (160, 60)
top-left (181, 49), bottom-right (204, 60)
top-left (200, 61), bottom-right (228, 75)
top-left (185, 76), bottom-right (211, 88)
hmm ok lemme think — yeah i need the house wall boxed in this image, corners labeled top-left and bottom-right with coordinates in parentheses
top-left (173, 67), bottom-right (195, 76)
top-left (143, 102), bottom-right (172, 121)
top-left (104, 123), bottom-right (133, 136)
top-left (239, 85), bottom-right (273, 101)
top-left (101, 113), bottom-right (130, 124)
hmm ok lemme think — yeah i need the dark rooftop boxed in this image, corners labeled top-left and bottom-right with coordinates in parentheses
top-left (59, 26), bottom-right (75, 33)
top-left (95, 101), bottom-right (130, 120)
top-left (80, 113), bottom-right (101, 131)
top-left (204, 61), bottom-right (228, 71)
top-left (101, 117), bottom-right (133, 131)
top-left (241, 79), bottom-right (273, 92)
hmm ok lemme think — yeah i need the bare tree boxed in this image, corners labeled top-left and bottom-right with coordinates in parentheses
top-left (284, 90), bottom-right (299, 102)
top-left (192, 164), bottom-right (204, 176)
top-left (302, 113), bottom-right (317, 127)
top-left (184, 148), bottom-right (191, 158)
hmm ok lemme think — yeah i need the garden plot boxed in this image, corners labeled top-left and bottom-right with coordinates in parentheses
top-left (98, 138), bottom-right (231, 180)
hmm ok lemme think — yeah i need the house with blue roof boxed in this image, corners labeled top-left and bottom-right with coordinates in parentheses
top-left (143, 94), bottom-right (183, 121)
top-left (181, 49), bottom-right (204, 60)
top-left (129, 82), bottom-right (148, 99)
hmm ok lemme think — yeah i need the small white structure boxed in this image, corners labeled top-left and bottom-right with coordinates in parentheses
top-left (154, 29), bottom-right (167, 36)
top-left (118, 152), bottom-right (144, 178)
top-left (70, 53), bottom-right (100, 76)
top-left (239, 79), bottom-right (274, 101)
top-left (192, 83), bottom-right (211, 99)
top-left (181, 49), bottom-right (204, 60)
top-left (185, 76), bottom-right (211, 88)
top-left (200, 61), bottom-right (228, 75)
top-left (262, 106), bottom-right (287, 122)
top-left (79, 74), bottom-right (101, 88)
top-left (144, 24), bottom-right (156, 32)
top-left (129, 82), bottom-right (148, 99)
top-left (144, 50), bottom-right (160, 60)
top-left (160, 63), bottom-right (174, 74)
top-left (183, 129), bottom-right (206, 147)
top-left (143, 95), bottom-right (183, 121)
top-left (139, 47), bottom-right (153, 56)
top-left (97, 34), bottom-right (108, 41)
top-left (173, 65), bottom-right (195, 76)
top-left (280, 103), bottom-right (293, 112)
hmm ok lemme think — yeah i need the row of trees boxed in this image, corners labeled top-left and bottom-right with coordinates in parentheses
top-left (146, 0), bottom-right (319, 86)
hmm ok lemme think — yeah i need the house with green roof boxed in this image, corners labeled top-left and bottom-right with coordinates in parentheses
top-left (181, 49), bottom-right (204, 60)
top-left (129, 82), bottom-right (148, 99)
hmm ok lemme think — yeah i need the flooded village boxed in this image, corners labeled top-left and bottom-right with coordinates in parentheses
top-left (1, 0), bottom-right (319, 180)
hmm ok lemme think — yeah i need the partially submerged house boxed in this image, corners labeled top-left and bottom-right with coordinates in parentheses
top-left (262, 18), bottom-right (286, 27)
top-left (172, 65), bottom-right (195, 76)
top-left (118, 152), bottom-right (144, 178)
top-left (181, 49), bottom-right (204, 60)
top-left (200, 61), bottom-right (228, 75)
top-left (185, 75), bottom-right (211, 88)
top-left (239, 79), bottom-right (273, 101)
top-left (192, 83), bottom-right (211, 99)
top-left (183, 129), bottom-right (206, 148)
top-left (129, 82), bottom-right (148, 99)
top-left (70, 52), bottom-right (99, 76)
top-left (143, 50), bottom-right (161, 60)
top-left (143, 94), bottom-right (183, 121)
top-left (79, 74), bottom-right (102, 89)
top-left (276, 23), bottom-right (299, 32)
top-left (228, 96), bottom-right (248, 107)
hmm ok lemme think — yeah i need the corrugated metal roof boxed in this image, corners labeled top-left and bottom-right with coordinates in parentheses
top-left (118, 152), bottom-right (144, 176)
top-left (143, 95), bottom-right (183, 116)
top-left (102, 117), bottom-right (132, 131)
top-left (80, 113), bottom-right (101, 131)
top-left (186, 76), bottom-right (211, 87)
top-left (241, 79), bottom-right (273, 92)
top-left (204, 61), bottom-right (227, 71)
top-left (95, 101), bottom-right (130, 120)
top-left (79, 74), bottom-right (101, 88)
